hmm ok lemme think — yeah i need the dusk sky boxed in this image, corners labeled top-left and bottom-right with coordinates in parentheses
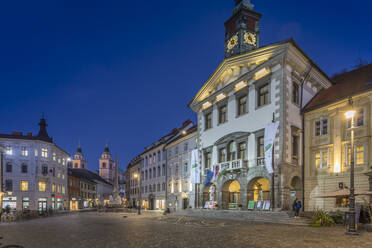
top-left (1, 0), bottom-right (371, 172)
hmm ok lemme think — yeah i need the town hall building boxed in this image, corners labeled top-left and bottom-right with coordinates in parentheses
top-left (189, 0), bottom-right (333, 210)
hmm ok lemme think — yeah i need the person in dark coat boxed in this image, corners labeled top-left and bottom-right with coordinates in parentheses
top-left (292, 198), bottom-right (301, 218)
top-left (296, 200), bottom-right (302, 217)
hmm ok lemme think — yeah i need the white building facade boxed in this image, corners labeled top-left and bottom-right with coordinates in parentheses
top-left (165, 124), bottom-right (197, 211)
top-left (0, 118), bottom-right (70, 213)
top-left (189, 1), bottom-right (332, 210)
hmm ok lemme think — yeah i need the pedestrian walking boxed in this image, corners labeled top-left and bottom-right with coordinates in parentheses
top-left (292, 198), bottom-right (299, 218)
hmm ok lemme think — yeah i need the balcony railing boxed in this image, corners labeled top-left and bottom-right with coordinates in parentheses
top-left (219, 159), bottom-right (245, 171)
top-left (257, 158), bottom-right (265, 166)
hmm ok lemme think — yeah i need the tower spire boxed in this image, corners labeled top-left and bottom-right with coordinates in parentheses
top-left (77, 140), bottom-right (82, 153)
top-left (37, 115), bottom-right (52, 142)
top-left (104, 140), bottom-right (110, 153)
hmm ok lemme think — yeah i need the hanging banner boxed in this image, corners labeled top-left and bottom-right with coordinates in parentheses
top-left (264, 122), bottom-right (279, 174)
top-left (191, 149), bottom-right (200, 184)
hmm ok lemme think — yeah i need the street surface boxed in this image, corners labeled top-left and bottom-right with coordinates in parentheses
top-left (0, 212), bottom-right (371, 248)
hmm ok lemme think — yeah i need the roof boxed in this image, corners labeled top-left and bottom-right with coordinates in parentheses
top-left (0, 132), bottom-right (70, 156)
top-left (188, 38), bottom-right (332, 109)
top-left (304, 63), bottom-right (372, 112)
top-left (68, 168), bottom-right (112, 185)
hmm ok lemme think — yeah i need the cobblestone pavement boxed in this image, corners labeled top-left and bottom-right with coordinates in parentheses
top-left (0, 212), bottom-right (371, 248)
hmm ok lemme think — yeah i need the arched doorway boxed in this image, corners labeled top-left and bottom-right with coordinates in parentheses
top-left (290, 176), bottom-right (302, 206)
top-left (222, 180), bottom-right (240, 210)
top-left (247, 177), bottom-right (271, 202)
top-left (203, 184), bottom-right (217, 207)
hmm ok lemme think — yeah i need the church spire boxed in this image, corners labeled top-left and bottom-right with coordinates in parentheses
top-left (37, 115), bottom-right (53, 142)
top-left (77, 141), bottom-right (82, 153)
top-left (104, 140), bottom-right (110, 153)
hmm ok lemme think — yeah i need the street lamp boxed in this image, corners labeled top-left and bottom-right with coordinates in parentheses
top-left (133, 173), bottom-right (141, 215)
top-left (345, 98), bottom-right (358, 235)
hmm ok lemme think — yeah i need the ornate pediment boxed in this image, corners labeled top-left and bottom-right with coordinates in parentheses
top-left (190, 41), bottom-right (288, 111)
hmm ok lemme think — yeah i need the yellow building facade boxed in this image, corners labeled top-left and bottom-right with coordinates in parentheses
top-left (304, 64), bottom-right (372, 211)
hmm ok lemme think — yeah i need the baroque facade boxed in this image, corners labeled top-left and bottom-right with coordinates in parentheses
top-left (0, 118), bottom-right (69, 212)
top-left (189, 0), bottom-right (332, 210)
top-left (304, 63), bottom-right (372, 211)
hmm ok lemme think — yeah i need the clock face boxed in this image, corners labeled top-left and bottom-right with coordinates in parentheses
top-left (227, 34), bottom-right (238, 51)
top-left (244, 32), bottom-right (257, 46)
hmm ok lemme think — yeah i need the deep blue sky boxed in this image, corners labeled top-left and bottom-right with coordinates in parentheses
top-left (1, 0), bottom-right (371, 171)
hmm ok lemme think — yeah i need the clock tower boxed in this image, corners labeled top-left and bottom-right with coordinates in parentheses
top-left (224, 0), bottom-right (262, 58)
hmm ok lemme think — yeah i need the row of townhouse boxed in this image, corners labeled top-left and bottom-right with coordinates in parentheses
top-left (124, 0), bottom-right (372, 213)
top-left (125, 121), bottom-right (197, 211)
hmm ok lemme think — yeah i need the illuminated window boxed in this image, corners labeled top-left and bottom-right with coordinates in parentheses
top-left (346, 145), bottom-right (365, 165)
top-left (39, 182), bottom-right (46, 192)
top-left (52, 183), bottom-right (56, 192)
top-left (41, 148), bottom-right (48, 158)
top-left (52, 153), bottom-right (56, 161)
top-left (315, 150), bottom-right (328, 169)
top-left (58, 185), bottom-right (61, 193)
top-left (5, 146), bottom-right (12, 155)
top-left (21, 181), bottom-right (28, 191)
top-left (21, 146), bottom-right (28, 156)
top-left (35, 149), bottom-right (38, 157)
top-left (62, 158), bottom-right (66, 166)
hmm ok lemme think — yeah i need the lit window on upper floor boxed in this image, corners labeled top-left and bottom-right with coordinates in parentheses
top-left (52, 152), bottom-right (56, 161)
top-left (35, 149), bottom-right (38, 157)
top-left (314, 150), bottom-right (328, 169)
top-left (5, 146), bottom-right (12, 155)
top-left (21, 146), bottom-right (28, 157)
top-left (41, 148), bottom-right (48, 158)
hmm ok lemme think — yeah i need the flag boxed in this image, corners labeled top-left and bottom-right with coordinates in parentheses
top-left (211, 165), bottom-right (220, 183)
top-left (205, 169), bottom-right (214, 187)
top-left (264, 122), bottom-right (279, 174)
top-left (216, 167), bottom-right (227, 184)
top-left (190, 149), bottom-right (200, 184)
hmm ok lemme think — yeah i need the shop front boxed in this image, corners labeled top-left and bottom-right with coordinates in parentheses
top-left (70, 198), bottom-right (79, 211)
top-left (2, 196), bottom-right (17, 212)
top-left (38, 198), bottom-right (48, 213)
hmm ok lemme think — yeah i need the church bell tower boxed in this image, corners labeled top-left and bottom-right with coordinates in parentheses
top-left (224, 0), bottom-right (262, 58)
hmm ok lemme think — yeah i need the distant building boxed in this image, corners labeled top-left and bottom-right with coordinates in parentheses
top-left (0, 118), bottom-right (70, 213)
top-left (72, 144), bottom-right (87, 169)
top-left (303, 63), bottom-right (372, 211)
top-left (125, 156), bottom-right (141, 208)
top-left (68, 170), bottom-right (80, 210)
top-left (99, 144), bottom-right (116, 184)
top-left (165, 122), bottom-right (197, 211)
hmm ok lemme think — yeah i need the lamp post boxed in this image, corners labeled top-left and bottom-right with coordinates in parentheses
top-left (345, 99), bottom-right (358, 235)
top-left (134, 173), bottom-right (141, 215)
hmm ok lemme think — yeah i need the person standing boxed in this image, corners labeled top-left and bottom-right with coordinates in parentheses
top-left (296, 199), bottom-right (302, 218)
top-left (292, 198), bottom-right (299, 218)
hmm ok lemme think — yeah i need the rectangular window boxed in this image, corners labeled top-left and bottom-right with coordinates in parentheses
top-left (42, 165), bottom-right (48, 176)
top-left (238, 142), bottom-right (247, 160)
top-left (184, 142), bottom-right (188, 152)
top-left (35, 149), bottom-right (38, 157)
top-left (315, 119), bottom-right (328, 136)
top-left (52, 152), bottom-right (56, 161)
top-left (52, 183), bottom-right (56, 192)
top-left (315, 150), bottom-right (328, 169)
top-left (6, 163), bottom-right (12, 173)
top-left (292, 135), bottom-right (299, 160)
top-left (347, 108), bottom-right (364, 128)
top-left (346, 145), bottom-right (365, 165)
top-left (292, 82), bottom-right (300, 105)
top-left (41, 148), bottom-right (48, 158)
top-left (204, 152), bottom-right (211, 169)
top-left (258, 84), bottom-right (269, 107)
top-left (38, 182), bottom-right (46, 192)
top-left (21, 146), bottom-right (28, 156)
top-left (257, 136), bottom-right (264, 158)
top-left (238, 95), bottom-right (247, 116)
top-left (21, 181), bottom-right (28, 191)
top-left (5, 180), bottom-right (12, 191)
top-left (21, 164), bottom-right (28, 173)
top-left (219, 105), bottom-right (227, 124)
top-left (219, 148), bottom-right (226, 163)
top-left (205, 112), bottom-right (212, 130)
top-left (5, 146), bottom-right (12, 155)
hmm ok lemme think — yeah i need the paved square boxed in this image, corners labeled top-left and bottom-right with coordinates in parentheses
top-left (0, 212), bottom-right (371, 248)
